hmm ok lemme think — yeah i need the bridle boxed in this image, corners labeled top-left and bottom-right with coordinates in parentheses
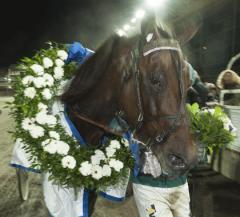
top-left (70, 37), bottom-right (187, 150)
top-left (127, 38), bottom-right (186, 149)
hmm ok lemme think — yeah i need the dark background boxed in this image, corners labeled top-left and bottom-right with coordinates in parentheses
top-left (0, 0), bottom-right (239, 82)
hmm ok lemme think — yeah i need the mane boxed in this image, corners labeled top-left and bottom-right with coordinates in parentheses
top-left (61, 34), bottom-right (119, 105)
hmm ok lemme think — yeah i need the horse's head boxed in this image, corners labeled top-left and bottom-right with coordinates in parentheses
top-left (114, 16), bottom-right (198, 178)
top-left (62, 15), bottom-right (198, 178)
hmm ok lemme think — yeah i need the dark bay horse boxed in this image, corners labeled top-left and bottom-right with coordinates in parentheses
top-left (62, 15), bottom-right (197, 213)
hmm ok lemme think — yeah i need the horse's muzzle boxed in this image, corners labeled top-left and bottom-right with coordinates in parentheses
top-left (167, 153), bottom-right (187, 171)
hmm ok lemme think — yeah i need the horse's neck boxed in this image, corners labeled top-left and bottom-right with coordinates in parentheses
top-left (68, 99), bottom-right (117, 145)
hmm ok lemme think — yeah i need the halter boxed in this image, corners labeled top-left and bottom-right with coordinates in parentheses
top-left (129, 38), bottom-right (186, 149)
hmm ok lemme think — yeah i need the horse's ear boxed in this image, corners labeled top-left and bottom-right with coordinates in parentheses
top-left (140, 14), bottom-right (160, 41)
top-left (172, 16), bottom-right (202, 45)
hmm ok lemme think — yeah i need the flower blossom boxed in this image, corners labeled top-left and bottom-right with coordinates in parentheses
top-left (106, 146), bottom-right (116, 158)
top-left (24, 87), bottom-right (36, 99)
top-left (57, 50), bottom-right (68, 60)
top-left (102, 164), bottom-right (111, 177)
top-left (43, 73), bottom-right (54, 87)
top-left (43, 57), bottom-right (53, 69)
top-left (29, 125), bottom-right (45, 138)
top-left (56, 140), bottom-right (70, 155)
top-left (42, 139), bottom-right (57, 154)
top-left (79, 161), bottom-right (92, 176)
top-left (49, 131), bottom-right (60, 140)
top-left (35, 111), bottom-right (57, 127)
top-left (53, 67), bottom-right (64, 80)
top-left (110, 140), bottom-right (121, 149)
top-left (30, 64), bottom-right (44, 75)
top-left (55, 58), bottom-right (65, 67)
top-left (42, 88), bottom-right (52, 100)
top-left (91, 165), bottom-right (103, 180)
top-left (38, 103), bottom-right (48, 112)
top-left (22, 75), bottom-right (34, 86)
top-left (21, 118), bottom-right (35, 131)
top-left (61, 155), bottom-right (76, 169)
top-left (33, 77), bottom-right (45, 88)
top-left (109, 159), bottom-right (124, 172)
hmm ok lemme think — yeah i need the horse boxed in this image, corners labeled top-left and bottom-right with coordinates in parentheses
top-left (61, 15), bottom-right (198, 215)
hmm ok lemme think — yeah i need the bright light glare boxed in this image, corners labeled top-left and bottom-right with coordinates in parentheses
top-left (123, 24), bottom-right (130, 31)
top-left (131, 18), bottom-right (137, 23)
top-left (116, 29), bottom-right (125, 37)
top-left (135, 9), bottom-right (145, 19)
top-left (145, 0), bottom-right (167, 7)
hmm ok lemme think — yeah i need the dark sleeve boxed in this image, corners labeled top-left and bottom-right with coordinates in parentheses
top-left (192, 78), bottom-right (209, 106)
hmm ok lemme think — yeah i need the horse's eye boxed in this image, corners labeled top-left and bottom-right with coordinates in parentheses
top-left (150, 72), bottom-right (164, 91)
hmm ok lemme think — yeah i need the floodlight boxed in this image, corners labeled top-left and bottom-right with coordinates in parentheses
top-left (145, 0), bottom-right (167, 8)
top-left (116, 29), bottom-right (125, 37)
top-left (131, 18), bottom-right (137, 24)
top-left (123, 24), bottom-right (130, 31)
top-left (135, 9), bottom-right (145, 19)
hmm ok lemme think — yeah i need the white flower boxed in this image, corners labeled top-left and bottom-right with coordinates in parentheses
top-left (45, 115), bottom-right (57, 127)
top-left (91, 155), bottom-right (102, 165)
top-left (106, 146), bottom-right (116, 158)
top-left (57, 50), bottom-right (68, 60)
top-left (35, 111), bottom-right (57, 127)
top-left (43, 73), bottom-right (54, 87)
top-left (102, 164), bottom-right (111, 177)
top-left (61, 155), bottom-right (76, 169)
top-left (121, 138), bottom-right (129, 147)
top-left (94, 150), bottom-right (106, 161)
top-left (21, 118), bottom-right (35, 131)
top-left (42, 139), bottom-right (57, 154)
top-left (91, 165), bottom-right (103, 180)
top-left (49, 131), bottom-right (60, 140)
top-left (55, 58), bottom-right (65, 67)
top-left (22, 75), bottom-right (34, 86)
top-left (109, 159), bottom-right (124, 172)
top-left (30, 64), bottom-right (44, 75)
top-left (79, 161), bottom-right (92, 176)
top-left (43, 57), bottom-right (53, 69)
top-left (38, 103), bottom-right (48, 112)
top-left (42, 88), bottom-right (52, 100)
top-left (53, 67), bottom-right (64, 80)
top-left (29, 125), bottom-right (45, 138)
top-left (110, 140), bottom-right (121, 149)
top-left (56, 140), bottom-right (70, 155)
top-left (24, 87), bottom-right (36, 99)
top-left (35, 111), bottom-right (48, 125)
top-left (33, 77), bottom-right (45, 88)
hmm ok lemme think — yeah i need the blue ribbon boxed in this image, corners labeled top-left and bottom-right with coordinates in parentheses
top-left (124, 132), bottom-right (140, 177)
top-left (65, 42), bottom-right (94, 65)
top-left (64, 106), bottom-right (86, 146)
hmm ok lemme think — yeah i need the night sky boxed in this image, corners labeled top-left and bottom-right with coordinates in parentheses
top-left (0, 0), bottom-right (240, 82)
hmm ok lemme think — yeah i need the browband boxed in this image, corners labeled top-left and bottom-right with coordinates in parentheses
top-left (143, 47), bottom-right (180, 56)
top-left (143, 38), bottom-right (180, 56)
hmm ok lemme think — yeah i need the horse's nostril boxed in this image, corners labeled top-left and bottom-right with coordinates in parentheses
top-left (168, 154), bottom-right (186, 169)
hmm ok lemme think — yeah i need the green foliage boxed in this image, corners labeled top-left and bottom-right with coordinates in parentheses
top-left (187, 103), bottom-right (235, 154)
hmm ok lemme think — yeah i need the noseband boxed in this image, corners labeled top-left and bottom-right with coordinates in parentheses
top-left (129, 38), bottom-right (186, 148)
